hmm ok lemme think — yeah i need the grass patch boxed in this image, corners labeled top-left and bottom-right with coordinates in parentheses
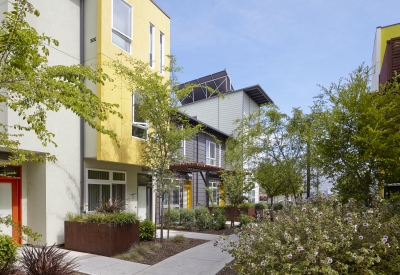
top-left (170, 234), bottom-right (186, 243)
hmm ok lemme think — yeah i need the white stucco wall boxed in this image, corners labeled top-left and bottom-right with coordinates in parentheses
top-left (0, 0), bottom-right (82, 244)
top-left (371, 28), bottom-right (381, 92)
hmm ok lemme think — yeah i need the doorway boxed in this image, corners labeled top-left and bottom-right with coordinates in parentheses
top-left (137, 174), bottom-right (152, 220)
top-left (0, 176), bottom-right (22, 242)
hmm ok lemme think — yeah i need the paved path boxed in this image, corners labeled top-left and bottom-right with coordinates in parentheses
top-left (70, 230), bottom-right (236, 275)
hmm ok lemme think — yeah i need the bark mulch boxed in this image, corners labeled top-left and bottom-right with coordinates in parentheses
top-left (216, 260), bottom-right (238, 275)
top-left (114, 237), bottom-right (208, 265)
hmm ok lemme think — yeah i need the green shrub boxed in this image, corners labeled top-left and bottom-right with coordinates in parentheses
top-left (163, 208), bottom-right (180, 227)
top-left (66, 212), bottom-right (84, 222)
top-left (272, 201), bottom-right (284, 211)
top-left (255, 202), bottom-right (266, 211)
top-left (239, 214), bottom-right (252, 227)
top-left (84, 212), bottom-right (138, 225)
top-left (194, 207), bottom-right (212, 231)
top-left (211, 208), bottom-right (226, 230)
top-left (0, 234), bottom-right (18, 270)
top-left (180, 208), bottom-right (195, 229)
top-left (139, 219), bottom-right (155, 241)
top-left (240, 202), bottom-right (255, 208)
top-left (218, 196), bottom-right (400, 274)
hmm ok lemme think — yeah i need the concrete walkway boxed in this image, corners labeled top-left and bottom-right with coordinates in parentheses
top-left (70, 230), bottom-right (236, 275)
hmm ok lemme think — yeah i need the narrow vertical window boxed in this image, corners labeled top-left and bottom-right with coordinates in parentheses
top-left (132, 94), bottom-right (148, 139)
top-left (160, 32), bottom-right (164, 73)
top-left (112, 0), bottom-right (132, 53)
top-left (149, 24), bottom-right (154, 68)
top-left (206, 140), bottom-right (216, 166)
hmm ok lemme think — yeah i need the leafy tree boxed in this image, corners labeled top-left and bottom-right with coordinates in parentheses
top-left (220, 131), bottom-right (255, 228)
top-left (232, 105), bottom-right (305, 201)
top-left (109, 55), bottom-right (211, 241)
top-left (253, 159), bottom-right (284, 207)
top-left (0, 0), bottom-right (121, 166)
top-left (312, 65), bottom-right (400, 203)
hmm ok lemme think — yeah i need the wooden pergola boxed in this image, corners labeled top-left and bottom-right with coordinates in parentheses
top-left (169, 162), bottom-right (225, 207)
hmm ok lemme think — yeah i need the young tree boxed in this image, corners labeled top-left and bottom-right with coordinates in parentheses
top-left (253, 159), bottom-right (284, 207)
top-left (110, 55), bottom-right (211, 241)
top-left (233, 105), bottom-right (305, 200)
top-left (0, 0), bottom-right (121, 166)
top-left (312, 66), bottom-right (400, 203)
top-left (220, 135), bottom-right (254, 227)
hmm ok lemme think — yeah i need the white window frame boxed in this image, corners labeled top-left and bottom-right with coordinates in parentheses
top-left (219, 144), bottom-right (222, 167)
top-left (208, 181), bottom-right (220, 205)
top-left (206, 140), bottom-right (216, 166)
top-left (86, 168), bottom-right (127, 212)
top-left (182, 139), bottom-right (186, 157)
top-left (111, 0), bottom-right (133, 54)
top-left (159, 32), bottom-right (164, 74)
top-left (149, 23), bottom-right (155, 68)
top-left (132, 94), bottom-right (148, 140)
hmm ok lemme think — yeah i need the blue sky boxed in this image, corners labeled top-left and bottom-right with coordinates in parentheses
top-left (153, 0), bottom-right (399, 115)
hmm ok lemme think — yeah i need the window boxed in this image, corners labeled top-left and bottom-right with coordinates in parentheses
top-left (248, 189), bottom-right (256, 203)
top-left (206, 140), bottom-right (216, 166)
top-left (86, 169), bottom-right (127, 211)
top-left (132, 94), bottom-right (148, 139)
top-left (208, 181), bottom-right (220, 205)
top-left (149, 24), bottom-right (154, 68)
top-left (159, 32), bottom-right (164, 73)
top-left (112, 0), bottom-right (132, 53)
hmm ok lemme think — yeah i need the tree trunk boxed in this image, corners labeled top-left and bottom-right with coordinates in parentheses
top-left (270, 196), bottom-right (273, 208)
top-left (154, 192), bottom-right (158, 243)
top-left (160, 195), bottom-right (164, 243)
top-left (167, 191), bottom-right (170, 239)
top-left (231, 205), bottom-right (236, 228)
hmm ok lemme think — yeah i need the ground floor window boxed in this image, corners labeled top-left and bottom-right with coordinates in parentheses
top-left (86, 169), bottom-right (126, 211)
top-left (163, 188), bottom-right (180, 208)
top-left (208, 181), bottom-right (220, 205)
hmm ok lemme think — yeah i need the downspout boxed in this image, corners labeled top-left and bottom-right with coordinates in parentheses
top-left (196, 134), bottom-right (199, 207)
top-left (80, 0), bottom-right (85, 213)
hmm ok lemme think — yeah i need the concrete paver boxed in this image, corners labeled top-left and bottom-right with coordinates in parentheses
top-left (68, 230), bottom-right (237, 275)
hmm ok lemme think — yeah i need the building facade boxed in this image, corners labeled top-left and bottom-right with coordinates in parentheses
top-left (0, 0), bottom-right (170, 244)
top-left (371, 23), bottom-right (400, 91)
top-left (179, 70), bottom-right (274, 203)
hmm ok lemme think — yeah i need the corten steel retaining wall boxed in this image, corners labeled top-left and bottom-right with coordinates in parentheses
top-left (64, 221), bottom-right (139, 256)
top-left (380, 36), bottom-right (400, 86)
top-left (209, 206), bottom-right (255, 222)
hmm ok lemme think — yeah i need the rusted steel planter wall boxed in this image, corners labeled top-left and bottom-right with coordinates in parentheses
top-left (64, 221), bottom-right (139, 257)
top-left (209, 206), bottom-right (255, 222)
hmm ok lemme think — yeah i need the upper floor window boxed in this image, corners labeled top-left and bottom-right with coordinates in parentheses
top-left (112, 0), bottom-right (132, 53)
top-left (206, 140), bottom-right (216, 166)
top-left (132, 94), bottom-right (148, 139)
top-left (149, 24), bottom-right (155, 68)
top-left (159, 32), bottom-right (164, 73)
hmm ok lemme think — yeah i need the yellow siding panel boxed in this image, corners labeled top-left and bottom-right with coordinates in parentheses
top-left (96, 0), bottom-right (170, 165)
top-left (380, 24), bottom-right (400, 67)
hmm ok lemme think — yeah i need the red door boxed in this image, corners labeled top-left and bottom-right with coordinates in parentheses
top-left (0, 173), bottom-right (22, 243)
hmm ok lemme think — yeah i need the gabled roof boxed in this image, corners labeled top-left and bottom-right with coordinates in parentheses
top-left (179, 69), bottom-right (273, 106)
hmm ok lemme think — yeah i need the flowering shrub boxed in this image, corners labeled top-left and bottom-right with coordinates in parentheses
top-left (218, 196), bottom-right (400, 274)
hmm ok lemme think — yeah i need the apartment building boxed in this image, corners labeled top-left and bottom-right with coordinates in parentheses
top-left (179, 70), bottom-right (274, 203)
top-left (168, 116), bottom-right (229, 210)
top-left (0, 0), bottom-right (170, 244)
top-left (371, 23), bottom-right (400, 91)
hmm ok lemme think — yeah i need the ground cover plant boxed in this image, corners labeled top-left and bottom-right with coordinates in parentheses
top-left (217, 196), bottom-right (400, 274)
top-left (67, 211), bottom-right (137, 225)
top-left (116, 235), bottom-right (207, 265)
